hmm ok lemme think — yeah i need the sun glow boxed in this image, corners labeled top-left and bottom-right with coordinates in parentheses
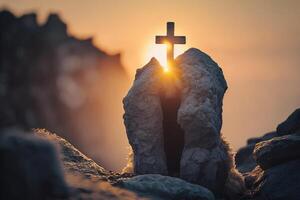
top-left (144, 41), bottom-right (186, 73)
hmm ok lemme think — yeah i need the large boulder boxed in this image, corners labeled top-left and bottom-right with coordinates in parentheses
top-left (176, 49), bottom-right (230, 193)
top-left (123, 48), bottom-right (239, 195)
top-left (0, 129), bottom-right (69, 200)
top-left (123, 58), bottom-right (168, 175)
top-left (253, 134), bottom-right (300, 170)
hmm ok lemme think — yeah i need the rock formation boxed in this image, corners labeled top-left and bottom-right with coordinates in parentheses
top-left (123, 48), bottom-right (243, 196)
top-left (0, 10), bottom-right (130, 170)
top-left (123, 58), bottom-right (168, 175)
top-left (235, 108), bottom-right (300, 199)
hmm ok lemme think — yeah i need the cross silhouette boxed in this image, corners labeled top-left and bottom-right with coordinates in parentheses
top-left (155, 22), bottom-right (186, 67)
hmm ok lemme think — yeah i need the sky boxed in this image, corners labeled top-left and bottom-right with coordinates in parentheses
top-left (1, 0), bottom-right (300, 151)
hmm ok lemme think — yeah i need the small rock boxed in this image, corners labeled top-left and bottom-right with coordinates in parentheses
top-left (235, 131), bottom-right (278, 173)
top-left (235, 144), bottom-right (256, 173)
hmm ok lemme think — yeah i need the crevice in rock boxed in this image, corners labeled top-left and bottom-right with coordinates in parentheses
top-left (160, 78), bottom-right (184, 176)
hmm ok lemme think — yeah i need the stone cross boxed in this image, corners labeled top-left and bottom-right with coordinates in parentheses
top-left (155, 22), bottom-right (186, 66)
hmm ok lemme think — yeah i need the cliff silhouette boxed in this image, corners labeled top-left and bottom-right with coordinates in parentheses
top-left (0, 10), bottom-right (130, 171)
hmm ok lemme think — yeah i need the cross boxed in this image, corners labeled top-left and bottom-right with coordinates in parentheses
top-left (155, 22), bottom-right (186, 67)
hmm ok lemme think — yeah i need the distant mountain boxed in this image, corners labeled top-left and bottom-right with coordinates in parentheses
top-left (0, 10), bottom-right (130, 171)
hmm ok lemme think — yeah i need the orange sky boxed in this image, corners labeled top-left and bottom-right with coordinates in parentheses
top-left (2, 0), bottom-right (300, 150)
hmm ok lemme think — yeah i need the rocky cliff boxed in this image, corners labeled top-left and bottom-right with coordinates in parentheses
top-left (0, 10), bottom-right (130, 170)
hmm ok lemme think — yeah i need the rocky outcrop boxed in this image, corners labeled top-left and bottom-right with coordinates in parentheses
top-left (123, 48), bottom-right (244, 197)
top-left (0, 10), bottom-right (130, 170)
top-left (176, 49), bottom-right (229, 194)
top-left (235, 108), bottom-right (300, 199)
top-left (119, 174), bottom-right (215, 200)
top-left (253, 134), bottom-right (300, 170)
top-left (277, 108), bottom-right (300, 135)
top-left (235, 131), bottom-right (277, 173)
top-left (123, 58), bottom-right (167, 175)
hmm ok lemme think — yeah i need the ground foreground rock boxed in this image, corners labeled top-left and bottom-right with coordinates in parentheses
top-left (0, 129), bottom-right (68, 200)
top-left (0, 128), bottom-right (218, 199)
top-left (118, 174), bottom-right (215, 200)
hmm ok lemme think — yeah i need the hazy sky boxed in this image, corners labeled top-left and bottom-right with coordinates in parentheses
top-left (2, 0), bottom-right (300, 150)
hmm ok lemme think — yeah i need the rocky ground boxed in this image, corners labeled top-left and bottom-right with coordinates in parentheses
top-left (1, 108), bottom-right (299, 199)
top-left (0, 128), bottom-right (215, 200)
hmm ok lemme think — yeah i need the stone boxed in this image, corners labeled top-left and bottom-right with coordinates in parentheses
top-left (250, 159), bottom-right (300, 200)
top-left (253, 134), bottom-right (300, 170)
top-left (277, 108), bottom-right (300, 136)
top-left (235, 131), bottom-right (277, 173)
top-left (34, 129), bottom-right (111, 180)
top-left (0, 129), bottom-right (69, 200)
top-left (37, 129), bottom-right (149, 199)
top-left (119, 174), bottom-right (215, 200)
top-left (246, 131), bottom-right (278, 145)
top-left (123, 57), bottom-right (167, 175)
top-left (235, 144), bottom-right (256, 173)
top-left (175, 49), bottom-right (229, 193)
top-left (123, 48), bottom-right (243, 196)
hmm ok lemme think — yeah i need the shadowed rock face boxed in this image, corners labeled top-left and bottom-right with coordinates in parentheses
top-left (123, 58), bottom-right (168, 175)
top-left (123, 48), bottom-right (230, 194)
top-left (0, 10), bottom-right (130, 171)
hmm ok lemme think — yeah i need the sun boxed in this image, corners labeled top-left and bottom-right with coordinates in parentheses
top-left (144, 41), bottom-right (185, 73)
top-left (145, 43), bottom-right (168, 71)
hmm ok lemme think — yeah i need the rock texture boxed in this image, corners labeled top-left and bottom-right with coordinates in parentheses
top-left (253, 134), bottom-right (300, 170)
top-left (0, 129), bottom-right (69, 200)
top-left (235, 108), bottom-right (300, 199)
top-left (235, 131), bottom-right (277, 173)
top-left (123, 48), bottom-right (242, 196)
top-left (119, 174), bottom-right (215, 200)
top-left (34, 129), bottom-right (142, 200)
top-left (175, 49), bottom-right (229, 193)
top-left (0, 128), bottom-right (219, 200)
top-left (123, 58), bottom-right (167, 175)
